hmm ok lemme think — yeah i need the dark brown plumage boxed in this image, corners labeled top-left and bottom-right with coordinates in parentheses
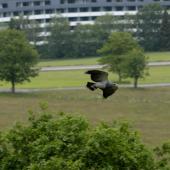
top-left (85, 70), bottom-right (118, 98)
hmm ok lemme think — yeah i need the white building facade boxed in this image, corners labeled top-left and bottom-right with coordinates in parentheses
top-left (0, 0), bottom-right (170, 27)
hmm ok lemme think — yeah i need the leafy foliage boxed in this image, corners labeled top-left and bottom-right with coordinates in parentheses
top-left (154, 142), bottom-right (170, 170)
top-left (47, 16), bottom-right (74, 58)
top-left (0, 29), bottom-right (39, 93)
top-left (98, 32), bottom-right (140, 82)
top-left (135, 3), bottom-right (163, 51)
top-left (1, 107), bottom-right (170, 169)
top-left (159, 9), bottom-right (170, 51)
top-left (123, 49), bottom-right (148, 88)
top-left (9, 16), bottom-right (41, 45)
top-left (73, 24), bottom-right (99, 58)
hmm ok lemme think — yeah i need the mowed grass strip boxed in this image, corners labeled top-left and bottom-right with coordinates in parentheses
top-left (0, 66), bottom-right (170, 89)
top-left (38, 57), bottom-right (99, 67)
top-left (146, 52), bottom-right (170, 62)
top-left (0, 87), bottom-right (170, 147)
top-left (38, 52), bottom-right (170, 67)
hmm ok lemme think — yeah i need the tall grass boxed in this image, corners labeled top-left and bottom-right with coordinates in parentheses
top-left (0, 87), bottom-right (170, 146)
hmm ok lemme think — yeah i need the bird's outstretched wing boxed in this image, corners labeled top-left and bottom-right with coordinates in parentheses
top-left (102, 86), bottom-right (118, 99)
top-left (85, 70), bottom-right (108, 82)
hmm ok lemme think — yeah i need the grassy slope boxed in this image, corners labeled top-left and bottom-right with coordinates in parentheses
top-left (0, 87), bottom-right (170, 147)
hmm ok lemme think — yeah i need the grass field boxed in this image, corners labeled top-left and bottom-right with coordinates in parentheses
top-left (0, 87), bottom-right (170, 147)
top-left (147, 52), bottom-right (170, 62)
top-left (0, 66), bottom-right (170, 89)
top-left (38, 57), bottom-right (99, 67)
top-left (38, 52), bottom-right (170, 67)
top-left (1, 52), bottom-right (170, 148)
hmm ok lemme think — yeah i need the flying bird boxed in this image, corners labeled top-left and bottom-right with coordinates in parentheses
top-left (85, 70), bottom-right (118, 99)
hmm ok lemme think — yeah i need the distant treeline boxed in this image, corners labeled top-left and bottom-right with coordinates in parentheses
top-left (9, 3), bottom-right (170, 59)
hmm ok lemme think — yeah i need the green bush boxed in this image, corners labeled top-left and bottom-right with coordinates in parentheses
top-left (1, 109), bottom-right (170, 170)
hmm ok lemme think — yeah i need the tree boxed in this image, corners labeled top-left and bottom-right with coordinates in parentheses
top-left (159, 9), bottom-right (170, 51)
top-left (9, 16), bottom-right (29, 30)
top-left (0, 109), bottom-right (158, 170)
top-left (73, 24), bottom-right (99, 57)
top-left (98, 32), bottom-right (140, 82)
top-left (93, 14), bottom-right (117, 45)
top-left (9, 16), bottom-right (41, 46)
top-left (135, 3), bottom-right (163, 51)
top-left (123, 49), bottom-right (148, 88)
top-left (48, 16), bottom-right (74, 58)
top-left (0, 29), bottom-right (39, 93)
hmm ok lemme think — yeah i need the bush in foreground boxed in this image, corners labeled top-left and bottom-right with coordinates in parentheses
top-left (1, 109), bottom-right (170, 170)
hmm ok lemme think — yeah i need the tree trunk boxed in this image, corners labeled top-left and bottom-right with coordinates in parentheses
top-left (11, 80), bottom-right (15, 93)
top-left (134, 77), bottom-right (138, 88)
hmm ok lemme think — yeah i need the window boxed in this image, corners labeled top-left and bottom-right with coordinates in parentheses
top-left (34, 10), bottom-right (43, 14)
top-left (3, 12), bottom-right (10, 17)
top-left (91, 16), bottom-right (97, 20)
top-left (3, 12), bottom-right (7, 17)
top-left (13, 11), bottom-right (19, 16)
top-left (46, 18), bottom-right (52, 23)
top-left (2, 3), bottom-right (8, 8)
top-left (80, 17), bottom-right (89, 21)
top-left (24, 11), bottom-right (31, 15)
top-left (127, 6), bottom-right (136, 11)
top-left (57, 8), bottom-right (65, 13)
top-left (103, 6), bottom-right (112, 11)
top-left (45, 0), bottom-right (51, 5)
top-left (36, 19), bottom-right (44, 23)
top-left (166, 5), bottom-right (170, 9)
top-left (69, 17), bottom-right (77, 21)
top-left (91, 7), bottom-right (100, 11)
top-left (23, 2), bottom-right (29, 6)
top-left (115, 6), bottom-right (124, 11)
top-left (80, 7), bottom-right (89, 12)
top-left (68, 8), bottom-right (77, 12)
top-left (45, 9), bottom-right (53, 14)
top-left (60, 0), bottom-right (65, 4)
top-left (34, 1), bottom-right (41, 6)
top-left (68, 0), bottom-right (76, 3)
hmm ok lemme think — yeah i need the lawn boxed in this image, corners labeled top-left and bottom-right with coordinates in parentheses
top-left (0, 87), bottom-right (170, 147)
top-left (0, 66), bottom-right (170, 89)
top-left (38, 57), bottom-right (99, 67)
top-left (146, 52), bottom-right (170, 62)
top-left (38, 52), bottom-right (170, 67)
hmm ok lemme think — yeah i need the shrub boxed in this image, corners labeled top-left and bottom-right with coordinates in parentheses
top-left (1, 109), bottom-right (170, 169)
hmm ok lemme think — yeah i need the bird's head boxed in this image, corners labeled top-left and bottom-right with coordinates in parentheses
top-left (112, 83), bottom-right (118, 90)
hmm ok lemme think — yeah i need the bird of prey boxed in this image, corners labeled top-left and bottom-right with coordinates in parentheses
top-left (85, 70), bottom-right (118, 99)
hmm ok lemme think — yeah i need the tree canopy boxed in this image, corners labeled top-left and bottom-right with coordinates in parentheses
top-left (135, 3), bottom-right (163, 51)
top-left (123, 48), bottom-right (148, 88)
top-left (0, 110), bottom-right (159, 170)
top-left (159, 9), bottom-right (170, 51)
top-left (99, 32), bottom-right (140, 82)
top-left (0, 29), bottom-right (39, 93)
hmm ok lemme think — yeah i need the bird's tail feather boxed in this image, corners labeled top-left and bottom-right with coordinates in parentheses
top-left (86, 82), bottom-right (96, 91)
